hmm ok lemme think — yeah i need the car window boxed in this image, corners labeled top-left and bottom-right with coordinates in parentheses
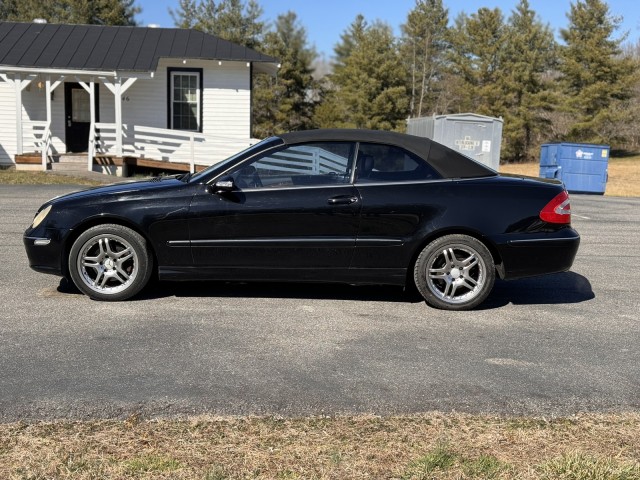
top-left (231, 142), bottom-right (355, 189)
top-left (355, 143), bottom-right (441, 183)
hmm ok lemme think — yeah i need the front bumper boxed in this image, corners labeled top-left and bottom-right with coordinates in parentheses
top-left (494, 227), bottom-right (581, 280)
top-left (23, 228), bottom-right (69, 277)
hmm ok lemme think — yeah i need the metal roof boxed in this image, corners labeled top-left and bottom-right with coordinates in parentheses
top-left (0, 22), bottom-right (278, 73)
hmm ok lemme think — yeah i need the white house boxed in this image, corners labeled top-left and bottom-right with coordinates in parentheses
top-left (0, 21), bottom-right (278, 174)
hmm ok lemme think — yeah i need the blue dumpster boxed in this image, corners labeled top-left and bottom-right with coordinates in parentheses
top-left (539, 143), bottom-right (609, 194)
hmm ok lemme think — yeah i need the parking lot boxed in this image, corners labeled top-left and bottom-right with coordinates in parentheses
top-left (0, 184), bottom-right (638, 421)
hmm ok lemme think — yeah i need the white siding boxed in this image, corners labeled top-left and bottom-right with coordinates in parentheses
top-left (22, 83), bottom-right (66, 155)
top-left (121, 58), bottom-right (251, 139)
top-left (1, 79), bottom-right (67, 162)
top-left (98, 83), bottom-right (115, 123)
top-left (115, 58), bottom-right (252, 164)
top-left (202, 61), bottom-right (251, 139)
top-left (0, 79), bottom-right (16, 165)
top-left (0, 58), bottom-right (252, 165)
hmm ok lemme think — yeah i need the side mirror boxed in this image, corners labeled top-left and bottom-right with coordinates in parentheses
top-left (213, 178), bottom-right (235, 193)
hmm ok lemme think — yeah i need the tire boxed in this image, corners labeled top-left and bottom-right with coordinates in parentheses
top-left (68, 224), bottom-right (153, 301)
top-left (413, 234), bottom-right (495, 310)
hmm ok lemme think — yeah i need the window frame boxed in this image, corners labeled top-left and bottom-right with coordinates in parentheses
top-left (227, 141), bottom-right (357, 191)
top-left (354, 142), bottom-right (442, 184)
top-left (167, 67), bottom-right (203, 133)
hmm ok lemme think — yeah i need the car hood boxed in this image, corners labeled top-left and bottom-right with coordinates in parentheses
top-left (47, 177), bottom-right (186, 205)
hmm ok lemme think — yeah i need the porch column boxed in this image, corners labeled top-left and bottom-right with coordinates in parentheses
top-left (9, 74), bottom-right (35, 156)
top-left (15, 74), bottom-right (23, 155)
top-left (78, 78), bottom-right (96, 170)
top-left (101, 76), bottom-right (137, 157)
top-left (43, 76), bottom-right (64, 169)
top-left (89, 79), bottom-right (95, 170)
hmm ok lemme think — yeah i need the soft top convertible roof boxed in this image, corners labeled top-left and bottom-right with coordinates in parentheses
top-left (279, 129), bottom-right (496, 179)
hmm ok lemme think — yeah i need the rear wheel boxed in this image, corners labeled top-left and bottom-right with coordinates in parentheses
top-left (414, 234), bottom-right (495, 310)
top-left (68, 224), bottom-right (153, 301)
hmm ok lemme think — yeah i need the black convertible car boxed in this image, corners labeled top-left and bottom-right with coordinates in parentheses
top-left (24, 129), bottom-right (580, 310)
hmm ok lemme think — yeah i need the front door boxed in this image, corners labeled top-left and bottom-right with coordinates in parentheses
top-left (188, 142), bottom-right (360, 274)
top-left (64, 83), bottom-right (98, 153)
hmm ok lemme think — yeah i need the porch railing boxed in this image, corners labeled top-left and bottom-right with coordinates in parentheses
top-left (22, 121), bottom-right (258, 173)
top-left (91, 123), bottom-right (257, 173)
top-left (23, 120), bottom-right (52, 168)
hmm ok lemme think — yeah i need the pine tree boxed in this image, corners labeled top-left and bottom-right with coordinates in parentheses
top-left (333, 15), bottom-right (367, 65)
top-left (173, 0), bottom-right (264, 49)
top-left (170, 0), bottom-right (199, 28)
top-left (316, 15), bottom-right (408, 131)
top-left (252, 12), bottom-right (318, 137)
top-left (401, 0), bottom-right (449, 118)
top-left (500, 0), bottom-right (556, 162)
top-left (558, 0), bottom-right (637, 144)
top-left (0, 0), bottom-right (139, 25)
top-left (446, 8), bottom-right (507, 116)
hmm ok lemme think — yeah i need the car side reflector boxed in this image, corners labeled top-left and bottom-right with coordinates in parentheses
top-left (540, 190), bottom-right (571, 224)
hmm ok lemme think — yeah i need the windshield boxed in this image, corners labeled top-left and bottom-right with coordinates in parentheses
top-left (188, 137), bottom-right (284, 183)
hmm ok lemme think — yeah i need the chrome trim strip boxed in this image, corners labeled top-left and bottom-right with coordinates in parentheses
top-left (167, 240), bottom-right (190, 246)
top-left (190, 238), bottom-right (355, 246)
top-left (507, 235), bottom-right (580, 246)
top-left (229, 184), bottom-right (356, 193)
top-left (355, 238), bottom-right (404, 246)
top-left (169, 237), bottom-right (403, 247)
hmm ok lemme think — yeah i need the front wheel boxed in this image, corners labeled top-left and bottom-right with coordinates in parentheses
top-left (68, 224), bottom-right (153, 301)
top-left (414, 234), bottom-right (495, 310)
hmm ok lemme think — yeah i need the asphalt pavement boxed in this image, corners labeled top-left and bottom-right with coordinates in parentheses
top-left (0, 184), bottom-right (638, 421)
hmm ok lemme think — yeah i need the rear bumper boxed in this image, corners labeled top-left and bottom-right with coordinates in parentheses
top-left (494, 228), bottom-right (580, 280)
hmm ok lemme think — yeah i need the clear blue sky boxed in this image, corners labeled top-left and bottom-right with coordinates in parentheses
top-left (137, 0), bottom-right (639, 57)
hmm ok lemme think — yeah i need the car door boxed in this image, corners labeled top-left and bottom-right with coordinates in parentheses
top-left (352, 142), bottom-right (445, 270)
top-left (188, 141), bottom-right (360, 274)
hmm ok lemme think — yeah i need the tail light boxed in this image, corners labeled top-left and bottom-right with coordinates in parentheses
top-left (540, 190), bottom-right (571, 224)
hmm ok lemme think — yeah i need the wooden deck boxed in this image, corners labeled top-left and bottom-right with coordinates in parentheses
top-left (16, 153), bottom-right (209, 174)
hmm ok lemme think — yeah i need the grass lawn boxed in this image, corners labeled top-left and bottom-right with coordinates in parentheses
top-left (0, 169), bottom-right (109, 186)
top-left (1, 413), bottom-right (638, 479)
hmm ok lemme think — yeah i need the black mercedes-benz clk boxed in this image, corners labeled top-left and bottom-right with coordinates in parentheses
top-left (24, 129), bottom-right (580, 310)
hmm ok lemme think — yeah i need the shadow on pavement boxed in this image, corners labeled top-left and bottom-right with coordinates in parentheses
top-left (481, 271), bottom-right (594, 309)
top-left (57, 270), bottom-right (594, 308)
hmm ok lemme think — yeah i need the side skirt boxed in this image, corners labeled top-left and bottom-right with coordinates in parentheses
top-left (158, 266), bottom-right (407, 286)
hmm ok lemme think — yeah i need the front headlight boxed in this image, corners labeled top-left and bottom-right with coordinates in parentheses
top-left (32, 205), bottom-right (52, 229)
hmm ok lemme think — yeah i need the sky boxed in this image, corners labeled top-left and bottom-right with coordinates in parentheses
top-left (137, 0), bottom-right (640, 58)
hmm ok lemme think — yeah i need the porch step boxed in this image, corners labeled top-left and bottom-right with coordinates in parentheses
top-left (50, 162), bottom-right (90, 172)
top-left (49, 154), bottom-right (89, 173)
top-left (52, 154), bottom-right (88, 164)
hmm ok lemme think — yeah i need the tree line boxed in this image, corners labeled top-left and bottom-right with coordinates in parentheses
top-left (3, 0), bottom-right (638, 162)
top-left (173, 0), bottom-right (640, 162)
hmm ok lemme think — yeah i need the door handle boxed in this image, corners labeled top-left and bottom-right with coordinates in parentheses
top-left (328, 195), bottom-right (358, 205)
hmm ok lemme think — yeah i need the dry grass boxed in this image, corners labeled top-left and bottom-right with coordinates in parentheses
top-left (0, 413), bottom-right (638, 479)
top-left (0, 169), bottom-right (107, 186)
top-left (3, 157), bottom-right (639, 196)
top-left (500, 156), bottom-right (640, 197)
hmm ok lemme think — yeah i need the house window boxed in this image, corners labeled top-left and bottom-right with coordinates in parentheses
top-left (168, 69), bottom-right (202, 131)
